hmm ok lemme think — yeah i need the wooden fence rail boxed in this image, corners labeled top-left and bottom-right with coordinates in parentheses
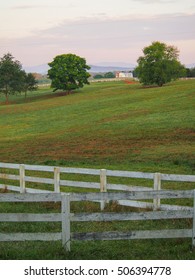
top-left (0, 191), bottom-right (195, 251)
top-left (0, 162), bottom-right (195, 211)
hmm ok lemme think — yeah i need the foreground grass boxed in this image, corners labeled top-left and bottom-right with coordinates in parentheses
top-left (1, 239), bottom-right (194, 260)
top-left (0, 79), bottom-right (195, 259)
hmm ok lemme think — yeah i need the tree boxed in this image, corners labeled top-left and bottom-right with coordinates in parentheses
top-left (93, 74), bottom-right (104, 79)
top-left (0, 53), bottom-right (24, 103)
top-left (48, 53), bottom-right (90, 93)
top-left (135, 41), bottom-right (186, 87)
top-left (186, 67), bottom-right (195, 77)
top-left (104, 72), bottom-right (115, 78)
top-left (22, 72), bottom-right (38, 99)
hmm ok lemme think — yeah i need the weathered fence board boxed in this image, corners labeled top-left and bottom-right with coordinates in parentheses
top-left (106, 170), bottom-right (154, 179)
top-left (161, 174), bottom-right (195, 182)
top-left (0, 193), bottom-right (62, 202)
top-left (117, 200), bottom-right (193, 210)
top-left (0, 233), bottom-right (61, 242)
top-left (23, 164), bottom-right (54, 172)
top-left (0, 163), bottom-right (20, 169)
top-left (0, 213), bottom-right (61, 222)
top-left (107, 184), bottom-right (151, 191)
top-left (72, 209), bottom-right (193, 222)
top-left (25, 188), bottom-right (53, 194)
top-left (117, 200), bottom-right (154, 209)
top-left (0, 185), bottom-right (53, 193)
top-left (0, 173), bottom-right (20, 180)
top-left (0, 184), bottom-right (20, 192)
top-left (1, 190), bottom-right (193, 201)
top-left (24, 176), bottom-right (54, 185)
top-left (1, 190), bottom-right (192, 203)
top-left (72, 229), bottom-right (192, 241)
top-left (60, 180), bottom-right (100, 189)
top-left (70, 190), bottom-right (194, 201)
top-left (60, 167), bottom-right (100, 175)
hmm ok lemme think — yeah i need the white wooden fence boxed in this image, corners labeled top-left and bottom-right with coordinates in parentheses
top-left (0, 191), bottom-right (195, 252)
top-left (0, 162), bottom-right (195, 211)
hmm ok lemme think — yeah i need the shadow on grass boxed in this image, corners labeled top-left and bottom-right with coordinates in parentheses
top-left (0, 90), bottom-right (81, 106)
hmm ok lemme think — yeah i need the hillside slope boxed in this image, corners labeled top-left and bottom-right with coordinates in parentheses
top-left (0, 80), bottom-right (194, 173)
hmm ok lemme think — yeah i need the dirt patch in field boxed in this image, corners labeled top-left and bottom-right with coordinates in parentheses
top-left (1, 126), bottom-right (193, 165)
top-left (98, 110), bottom-right (150, 123)
top-left (124, 80), bottom-right (138, 85)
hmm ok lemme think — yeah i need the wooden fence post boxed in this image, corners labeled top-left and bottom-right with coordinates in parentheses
top-left (61, 193), bottom-right (71, 252)
top-left (19, 164), bottom-right (25, 193)
top-left (153, 173), bottom-right (161, 210)
top-left (54, 167), bottom-right (60, 193)
top-left (192, 190), bottom-right (195, 249)
top-left (100, 169), bottom-right (107, 210)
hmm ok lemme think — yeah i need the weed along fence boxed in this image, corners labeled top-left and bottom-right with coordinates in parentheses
top-left (0, 191), bottom-right (195, 252)
top-left (0, 162), bottom-right (195, 211)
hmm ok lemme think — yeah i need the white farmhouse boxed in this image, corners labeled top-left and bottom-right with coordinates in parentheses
top-left (116, 71), bottom-right (133, 78)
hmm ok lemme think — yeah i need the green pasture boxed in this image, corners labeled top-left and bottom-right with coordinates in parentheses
top-left (0, 79), bottom-right (194, 173)
top-left (0, 79), bottom-right (195, 259)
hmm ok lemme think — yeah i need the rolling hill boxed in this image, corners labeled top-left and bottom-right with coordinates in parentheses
top-left (0, 79), bottom-right (194, 174)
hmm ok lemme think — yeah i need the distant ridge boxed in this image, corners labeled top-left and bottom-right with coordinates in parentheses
top-left (186, 63), bottom-right (195, 68)
top-left (24, 62), bottom-right (195, 74)
top-left (89, 65), bottom-right (135, 73)
top-left (24, 64), bottom-right (49, 74)
top-left (24, 63), bottom-right (135, 74)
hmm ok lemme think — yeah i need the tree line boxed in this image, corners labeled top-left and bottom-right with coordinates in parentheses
top-left (0, 41), bottom-right (194, 103)
top-left (186, 67), bottom-right (195, 77)
top-left (0, 53), bottom-right (37, 103)
top-left (93, 72), bottom-right (115, 79)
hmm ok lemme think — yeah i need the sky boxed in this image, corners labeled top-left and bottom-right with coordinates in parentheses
top-left (0, 0), bottom-right (195, 68)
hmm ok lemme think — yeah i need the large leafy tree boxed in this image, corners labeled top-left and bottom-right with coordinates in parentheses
top-left (0, 53), bottom-right (24, 102)
top-left (135, 41), bottom-right (186, 87)
top-left (48, 53), bottom-right (90, 93)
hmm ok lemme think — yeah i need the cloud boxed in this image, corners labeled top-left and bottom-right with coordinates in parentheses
top-left (132, 0), bottom-right (175, 3)
top-left (11, 5), bottom-right (42, 10)
top-left (3, 13), bottom-right (195, 46)
top-left (1, 12), bottom-right (194, 65)
top-left (10, 2), bottom-right (77, 10)
top-left (40, 13), bottom-right (195, 45)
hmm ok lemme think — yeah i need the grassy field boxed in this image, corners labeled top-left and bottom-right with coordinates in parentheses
top-left (0, 79), bottom-right (194, 172)
top-left (0, 79), bottom-right (195, 259)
